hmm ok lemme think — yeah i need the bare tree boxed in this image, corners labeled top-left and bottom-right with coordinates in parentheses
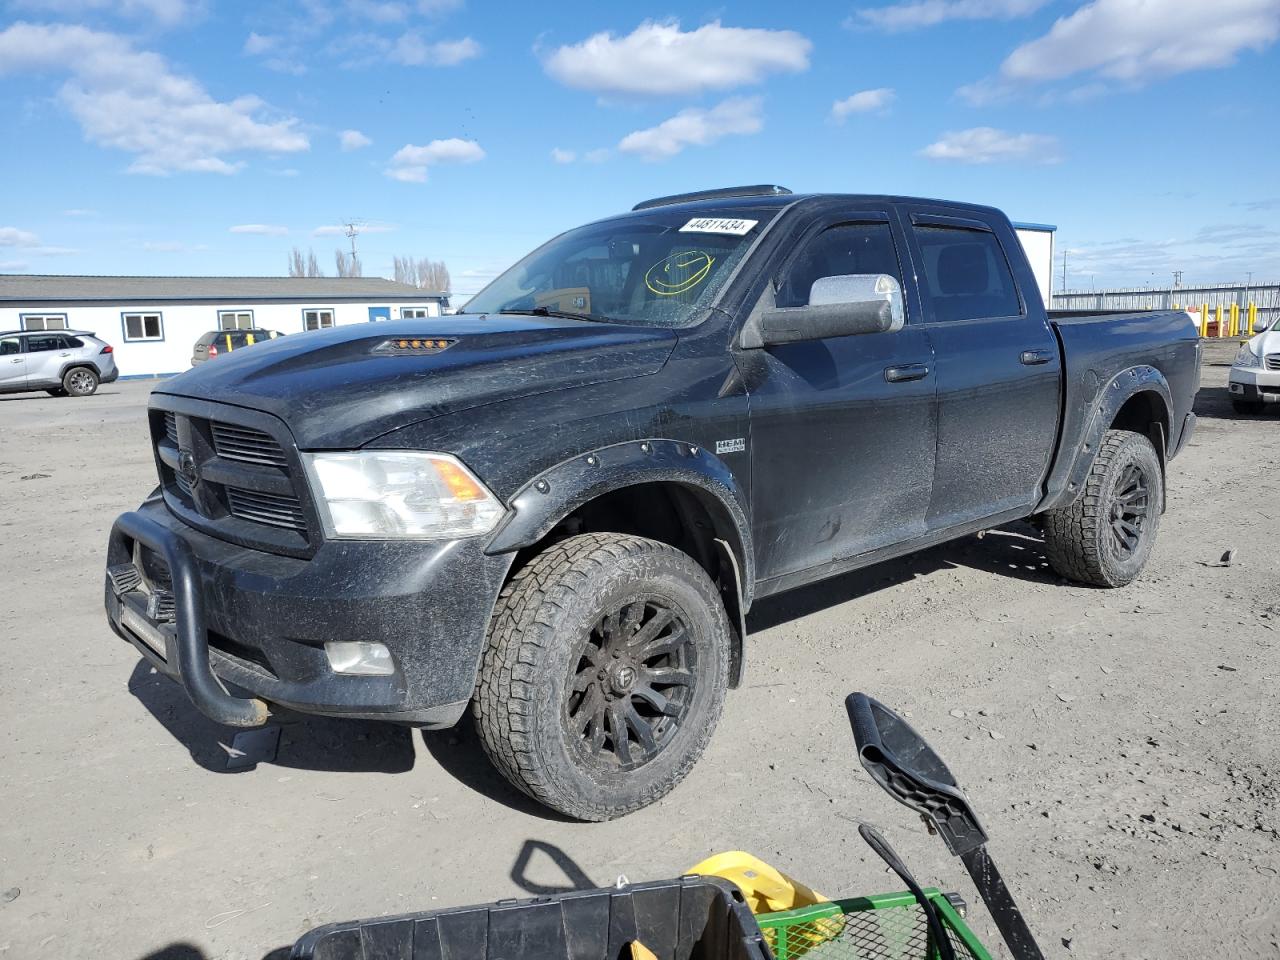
top-left (392, 255), bottom-right (418, 286)
top-left (335, 249), bottom-right (363, 277)
top-left (420, 259), bottom-right (450, 293)
top-left (392, 254), bottom-right (450, 292)
top-left (306, 249), bottom-right (322, 277)
top-left (288, 247), bottom-right (306, 277)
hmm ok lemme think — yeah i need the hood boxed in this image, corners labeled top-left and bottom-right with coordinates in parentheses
top-left (157, 315), bottom-right (676, 448)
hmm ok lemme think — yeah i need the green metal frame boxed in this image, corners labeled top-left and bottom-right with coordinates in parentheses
top-left (757, 888), bottom-right (993, 960)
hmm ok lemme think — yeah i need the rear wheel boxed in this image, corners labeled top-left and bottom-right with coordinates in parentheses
top-left (1042, 429), bottom-right (1163, 587)
top-left (63, 367), bottom-right (99, 397)
top-left (1232, 398), bottom-right (1264, 415)
top-left (473, 533), bottom-right (731, 821)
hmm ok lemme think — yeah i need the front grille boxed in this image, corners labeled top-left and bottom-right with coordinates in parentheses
top-left (227, 487), bottom-right (306, 530)
top-left (211, 422), bottom-right (288, 467)
top-left (1266, 354), bottom-right (1280, 371)
top-left (151, 404), bottom-right (312, 554)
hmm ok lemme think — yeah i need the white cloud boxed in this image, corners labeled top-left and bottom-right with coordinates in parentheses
top-left (390, 33), bottom-right (479, 65)
top-left (230, 224), bottom-right (289, 235)
top-left (0, 260), bottom-right (29, 272)
top-left (0, 23), bottom-right (309, 175)
top-left (544, 19), bottom-right (810, 97)
top-left (850, 0), bottom-right (1047, 30)
top-left (63, 208), bottom-right (98, 217)
top-left (143, 240), bottom-right (191, 252)
top-left (0, 227), bottom-right (40, 247)
top-left (920, 127), bottom-right (1061, 164)
top-left (831, 87), bottom-right (895, 121)
top-left (11, 0), bottom-right (204, 27)
top-left (618, 97), bottom-right (763, 161)
top-left (385, 138), bottom-right (484, 181)
top-left (347, 0), bottom-right (410, 23)
top-left (243, 31), bottom-right (276, 55)
top-left (1000, 0), bottom-right (1280, 83)
top-left (340, 129), bottom-right (372, 151)
top-left (550, 147), bottom-right (576, 164)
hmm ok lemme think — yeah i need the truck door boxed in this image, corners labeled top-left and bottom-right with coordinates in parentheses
top-left (0, 334), bottom-right (27, 389)
top-left (898, 206), bottom-right (1062, 532)
top-left (740, 210), bottom-right (938, 584)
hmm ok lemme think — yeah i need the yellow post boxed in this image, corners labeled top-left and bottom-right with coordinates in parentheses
top-left (1201, 303), bottom-right (1210, 338)
top-left (1230, 303), bottom-right (1240, 337)
top-left (1249, 303), bottom-right (1258, 334)
top-left (1215, 304), bottom-right (1225, 337)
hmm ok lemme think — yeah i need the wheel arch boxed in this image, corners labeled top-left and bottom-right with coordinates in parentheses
top-left (1039, 366), bottom-right (1173, 513)
top-left (484, 439), bottom-right (754, 686)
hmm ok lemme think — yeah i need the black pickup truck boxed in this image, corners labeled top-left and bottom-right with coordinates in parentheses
top-left (105, 186), bottom-right (1200, 820)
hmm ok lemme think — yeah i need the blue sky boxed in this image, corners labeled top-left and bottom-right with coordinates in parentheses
top-left (1, 0), bottom-right (1278, 295)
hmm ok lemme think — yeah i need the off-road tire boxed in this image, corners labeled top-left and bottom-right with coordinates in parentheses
top-left (1042, 429), bottom-right (1163, 588)
top-left (63, 367), bottom-right (99, 397)
top-left (45, 388), bottom-right (68, 397)
top-left (473, 533), bottom-right (732, 821)
top-left (1232, 398), bottom-right (1264, 415)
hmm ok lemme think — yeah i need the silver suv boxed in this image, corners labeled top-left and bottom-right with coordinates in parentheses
top-left (0, 330), bottom-right (119, 397)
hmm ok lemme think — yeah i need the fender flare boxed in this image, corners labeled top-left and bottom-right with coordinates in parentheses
top-left (1039, 365), bottom-right (1173, 512)
top-left (484, 438), bottom-right (755, 685)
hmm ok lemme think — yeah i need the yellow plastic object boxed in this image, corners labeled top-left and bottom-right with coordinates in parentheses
top-left (628, 941), bottom-right (659, 960)
top-left (687, 851), bottom-right (829, 915)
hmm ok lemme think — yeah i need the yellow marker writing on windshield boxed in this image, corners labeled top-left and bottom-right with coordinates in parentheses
top-left (645, 251), bottom-right (715, 297)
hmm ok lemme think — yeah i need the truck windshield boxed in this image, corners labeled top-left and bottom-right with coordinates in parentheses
top-left (463, 209), bottom-right (774, 328)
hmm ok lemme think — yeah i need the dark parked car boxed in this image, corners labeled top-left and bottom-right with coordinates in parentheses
top-left (106, 186), bottom-right (1200, 820)
top-left (0, 329), bottom-right (118, 396)
top-left (191, 328), bottom-right (283, 365)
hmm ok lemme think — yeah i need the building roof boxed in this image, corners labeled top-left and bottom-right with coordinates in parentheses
top-left (0, 275), bottom-right (447, 304)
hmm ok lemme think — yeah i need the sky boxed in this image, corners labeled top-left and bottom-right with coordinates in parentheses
top-left (1, 0), bottom-right (1278, 296)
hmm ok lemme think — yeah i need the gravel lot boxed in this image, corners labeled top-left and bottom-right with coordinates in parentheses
top-left (1, 342), bottom-right (1276, 959)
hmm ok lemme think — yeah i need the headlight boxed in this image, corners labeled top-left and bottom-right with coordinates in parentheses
top-left (1234, 344), bottom-right (1262, 368)
top-left (302, 451), bottom-right (503, 540)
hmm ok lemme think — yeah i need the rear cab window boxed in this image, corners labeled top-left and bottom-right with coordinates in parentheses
top-left (911, 223), bottom-right (1023, 323)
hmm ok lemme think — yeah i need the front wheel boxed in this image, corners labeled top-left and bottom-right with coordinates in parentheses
top-left (473, 533), bottom-right (732, 821)
top-left (1041, 429), bottom-right (1163, 587)
top-left (63, 367), bottom-right (99, 397)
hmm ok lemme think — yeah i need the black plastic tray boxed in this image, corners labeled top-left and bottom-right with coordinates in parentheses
top-left (291, 875), bottom-right (770, 960)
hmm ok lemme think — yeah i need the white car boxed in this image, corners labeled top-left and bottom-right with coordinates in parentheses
top-left (1229, 319), bottom-right (1279, 414)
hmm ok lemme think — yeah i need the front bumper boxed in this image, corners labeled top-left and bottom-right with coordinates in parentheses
top-left (1229, 366), bottom-right (1280, 403)
top-left (105, 496), bottom-right (513, 727)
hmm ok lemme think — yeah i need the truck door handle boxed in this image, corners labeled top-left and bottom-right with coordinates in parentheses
top-left (1019, 349), bottom-right (1053, 365)
top-left (884, 363), bottom-right (930, 383)
top-left (58, 352), bottom-right (70, 357)
top-left (10, 358), bottom-right (22, 364)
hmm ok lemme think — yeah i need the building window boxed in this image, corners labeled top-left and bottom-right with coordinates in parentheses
top-left (402, 307), bottom-right (435, 319)
top-left (21, 314), bottom-right (68, 331)
top-left (122, 312), bottom-right (164, 342)
top-left (304, 308), bottom-right (335, 331)
top-left (218, 310), bottom-right (254, 331)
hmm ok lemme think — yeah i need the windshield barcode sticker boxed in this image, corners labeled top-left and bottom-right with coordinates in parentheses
top-left (680, 218), bottom-right (759, 236)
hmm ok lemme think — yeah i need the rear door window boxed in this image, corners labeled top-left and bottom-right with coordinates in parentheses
top-left (911, 225), bottom-right (1022, 323)
top-left (25, 334), bottom-right (62, 352)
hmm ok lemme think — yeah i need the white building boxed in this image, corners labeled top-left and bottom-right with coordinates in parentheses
top-left (0, 275), bottom-right (449, 379)
top-left (1012, 222), bottom-right (1056, 306)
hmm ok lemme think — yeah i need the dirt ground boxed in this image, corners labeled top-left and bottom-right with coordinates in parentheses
top-left (1, 342), bottom-right (1276, 959)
